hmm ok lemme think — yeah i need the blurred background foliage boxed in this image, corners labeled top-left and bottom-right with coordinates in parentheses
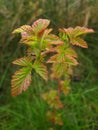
top-left (0, 0), bottom-right (98, 130)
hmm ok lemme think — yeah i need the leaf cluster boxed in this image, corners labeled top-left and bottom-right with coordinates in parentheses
top-left (11, 18), bottom-right (94, 125)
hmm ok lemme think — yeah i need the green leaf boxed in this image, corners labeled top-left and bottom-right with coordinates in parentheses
top-left (11, 67), bottom-right (32, 96)
top-left (13, 57), bottom-right (33, 67)
top-left (51, 62), bottom-right (67, 77)
top-left (33, 61), bottom-right (48, 81)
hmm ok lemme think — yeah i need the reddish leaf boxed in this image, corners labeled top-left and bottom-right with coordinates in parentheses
top-left (73, 26), bottom-right (94, 37)
top-left (32, 19), bottom-right (50, 34)
top-left (61, 26), bottom-right (94, 37)
top-left (65, 48), bottom-right (78, 58)
top-left (71, 37), bottom-right (88, 48)
top-left (59, 26), bottom-right (94, 48)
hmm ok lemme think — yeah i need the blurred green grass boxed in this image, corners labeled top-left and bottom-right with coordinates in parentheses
top-left (0, 0), bottom-right (98, 130)
top-left (0, 81), bottom-right (98, 130)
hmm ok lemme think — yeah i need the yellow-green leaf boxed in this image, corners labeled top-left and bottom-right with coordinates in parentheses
top-left (51, 62), bottom-right (67, 77)
top-left (65, 55), bottom-right (78, 66)
top-left (65, 48), bottom-right (78, 58)
top-left (12, 25), bottom-right (32, 34)
top-left (33, 61), bottom-right (48, 81)
top-left (11, 67), bottom-right (32, 96)
top-left (13, 57), bottom-right (33, 67)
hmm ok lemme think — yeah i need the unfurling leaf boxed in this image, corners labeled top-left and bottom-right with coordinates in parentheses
top-left (13, 57), bottom-right (33, 67)
top-left (11, 67), bottom-right (32, 96)
top-left (33, 61), bottom-right (48, 81)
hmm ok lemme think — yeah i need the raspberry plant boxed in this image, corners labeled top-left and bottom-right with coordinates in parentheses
top-left (11, 19), bottom-right (94, 125)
